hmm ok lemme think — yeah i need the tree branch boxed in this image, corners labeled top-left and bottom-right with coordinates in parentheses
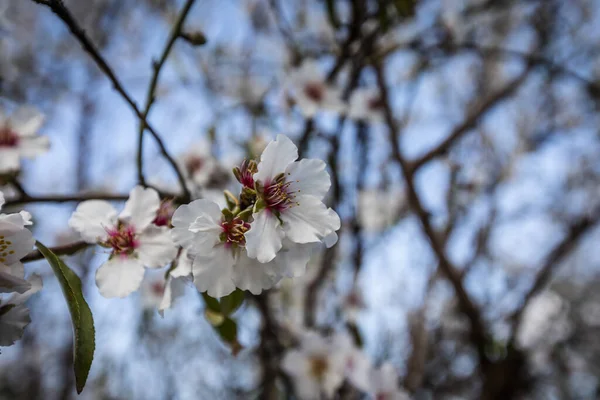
top-left (137, 0), bottom-right (197, 187)
top-left (3, 193), bottom-right (130, 208)
top-left (21, 241), bottom-right (90, 263)
top-left (373, 60), bottom-right (490, 365)
top-left (31, 0), bottom-right (191, 201)
top-left (411, 70), bottom-right (529, 172)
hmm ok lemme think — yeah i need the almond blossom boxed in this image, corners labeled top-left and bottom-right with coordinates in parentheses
top-left (0, 191), bottom-right (35, 293)
top-left (368, 363), bottom-right (411, 400)
top-left (281, 331), bottom-right (348, 399)
top-left (69, 186), bottom-right (178, 298)
top-left (245, 134), bottom-right (340, 263)
top-left (347, 87), bottom-right (385, 123)
top-left (286, 59), bottom-right (345, 117)
top-left (140, 255), bottom-right (189, 316)
top-left (0, 273), bottom-right (42, 346)
top-left (171, 199), bottom-right (312, 297)
top-left (0, 105), bottom-right (49, 173)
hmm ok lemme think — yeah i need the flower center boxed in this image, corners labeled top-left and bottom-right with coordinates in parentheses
top-left (263, 176), bottom-right (298, 211)
top-left (104, 222), bottom-right (139, 255)
top-left (151, 281), bottom-right (165, 296)
top-left (153, 200), bottom-right (175, 227)
top-left (186, 156), bottom-right (205, 176)
top-left (221, 217), bottom-right (251, 246)
top-left (0, 127), bottom-right (19, 148)
top-left (309, 356), bottom-right (329, 381)
top-left (303, 82), bottom-right (325, 103)
top-left (0, 235), bottom-right (16, 264)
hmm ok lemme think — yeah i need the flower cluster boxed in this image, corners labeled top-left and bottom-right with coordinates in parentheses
top-left (282, 330), bottom-right (410, 400)
top-left (0, 191), bottom-right (42, 346)
top-left (172, 134), bottom-right (340, 297)
top-left (285, 59), bottom-right (385, 123)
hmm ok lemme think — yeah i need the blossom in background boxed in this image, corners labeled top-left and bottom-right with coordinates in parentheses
top-left (0, 106), bottom-right (49, 173)
top-left (516, 290), bottom-right (571, 350)
top-left (358, 188), bottom-right (407, 233)
top-left (0, 273), bottom-right (42, 346)
top-left (282, 331), bottom-right (348, 399)
top-left (347, 87), bottom-right (385, 123)
top-left (246, 134), bottom-right (340, 263)
top-left (69, 186), bottom-right (178, 298)
top-left (286, 59), bottom-right (345, 117)
top-left (0, 191), bottom-right (35, 293)
top-left (179, 142), bottom-right (218, 189)
top-left (368, 363), bottom-right (410, 400)
top-left (171, 199), bottom-right (311, 297)
top-left (140, 253), bottom-right (190, 316)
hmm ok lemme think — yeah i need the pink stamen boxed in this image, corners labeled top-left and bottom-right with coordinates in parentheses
top-left (0, 127), bottom-right (19, 148)
top-left (221, 217), bottom-right (251, 246)
top-left (104, 222), bottom-right (139, 256)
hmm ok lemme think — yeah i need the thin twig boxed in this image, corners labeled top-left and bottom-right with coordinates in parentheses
top-left (137, 0), bottom-right (198, 186)
top-left (31, 0), bottom-right (191, 201)
top-left (3, 193), bottom-right (130, 208)
top-left (22, 241), bottom-right (90, 263)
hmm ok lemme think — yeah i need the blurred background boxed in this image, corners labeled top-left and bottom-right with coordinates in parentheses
top-left (2, 0), bottom-right (600, 399)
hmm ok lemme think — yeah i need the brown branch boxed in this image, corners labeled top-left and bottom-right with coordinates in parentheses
top-left (508, 211), bottom-right (600, 343)
top-left (31, 0), bottom-right (191, 201)
top-left (21, 241), bottom-right (90, 263)
top-left (410, 70), bottom-right (529, 172)
top-left (373, 60), bottom-right (490, 365)
top-left (3, 193), bottom-right (130, 208)
top-left (137, 0), bottom-right (197, 187)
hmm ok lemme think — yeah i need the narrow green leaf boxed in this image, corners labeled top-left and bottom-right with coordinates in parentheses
top-left (216, 316), bottom-right (243, 356)
top-left (220, 289), bottom-right (245, 316)
top-left (36, 241), bottom-right (95, 394)
top-left (202, 292), bottom-right (221, 312)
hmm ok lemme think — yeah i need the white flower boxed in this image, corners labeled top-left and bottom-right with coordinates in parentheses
top-left (282, 331), bottom-right (348, 399)
top-left (69, 186), bottom-right (178, 298)
top-left (245, 134), bottom-right (341, 263)
top-left (0, 273), bottom-right (42, 346)
top-left (0, 106), bottom-right (49, 173)
top-left (171, 199), bottom-right (311, 297)
top-left (334, 332), bottom-right (372, 392)
top-left (0, 191), bottom-right (35, 293)
top-left (368, 363), bottom-right (410, 400)
top-left (348, 87), bottom-right (385, 123)
top-left (286, 59), bottom-right (345, 117)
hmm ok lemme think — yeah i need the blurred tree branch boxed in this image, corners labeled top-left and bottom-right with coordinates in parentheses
top-left (137, 0), bottom-right (198, 187)
top-left (31, 0), bottom-right (192, 201)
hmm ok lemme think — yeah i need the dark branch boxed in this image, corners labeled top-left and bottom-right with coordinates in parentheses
top-left (22, 241), bottom-right (90, 263)
top-left (137, 0), bottom-right (197, 187)
top-left (3, 193), bottom-right (130, 208)
top-left (31, 0), bottom-right (191, 201)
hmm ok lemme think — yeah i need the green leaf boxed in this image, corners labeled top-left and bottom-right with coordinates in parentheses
top-left (202, 292), bottom-right (221, 312)
top-left (36, 241), bottom-right (95, 394)
top-left (216, 316), bottom-right (243, 356)
top-left (219, 289), bottom-right (245, 316)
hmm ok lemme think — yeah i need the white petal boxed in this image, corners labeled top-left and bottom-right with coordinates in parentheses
top-left (6, 273), bottom-right (43, 305)
top-left (170, 249), bottom-right (193, 278)
top-left (159, 276), bottom-right (187, 316)
top-left (0, 227), bottom-right (34, 264)
top-left (286, 158), bottom-right (331, 200)
top-left (0, 150), bottom-right (20, 172)
top-left (120, 186), bottom-right (161, 231)
top-left (254, 134), bottom-right (298, 184)
top-left (323, 231), bottom-right (338, 248)
top-left (69, 200), bottom-right (118, 243)
top-left (0, 192), bottom-right (4, 209)
top-left (232, 251), bottom-right (281, 294)
top-left (10, 106), bottom-right (45, 136)
top-left (17, 136), bottom-right (50, 158)
top-left (136, 226), bottom-right (178, 268)
top-left (0, 267), bottom-right (30, 293)
top-left (95, 257), bottom-right (145, 298)
top-left (192, 245), bottom-right (236, 298)
top-left (171, 199), bottom-right (222, 250)
top-left (0, 304), bottom-right (30, 346)
top-left (245, 210), bottom-right (284, 263)
top-left (275, 242), bottom-right (314, 278)
top-left (281, 195), bottom-right (341, 244)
